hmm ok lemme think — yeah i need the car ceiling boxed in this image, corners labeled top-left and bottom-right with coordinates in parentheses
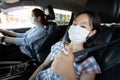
top-left (0, 0), bottom-right (88, 13)
top-left (35, 0), bottom-right (87, 12)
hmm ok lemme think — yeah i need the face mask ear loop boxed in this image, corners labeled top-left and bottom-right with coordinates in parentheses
top-left (86, 30), bottom-right (91, 41)
top-left (86, 29), bottom-right (93, 41)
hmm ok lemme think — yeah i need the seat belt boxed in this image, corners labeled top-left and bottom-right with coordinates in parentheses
top-left (46, 38), bottom-right (120, 68)
top-left (74, 38), bottom-right (120, 58)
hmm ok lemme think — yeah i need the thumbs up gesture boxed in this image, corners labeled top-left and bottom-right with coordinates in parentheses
top-left (51, 45), bottom-right (77, 80)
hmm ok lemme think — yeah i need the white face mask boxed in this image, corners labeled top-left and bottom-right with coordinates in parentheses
top-left (68, 25), bottom-right (90, 44)
top-left (31, 16), bottom-right (35, 24)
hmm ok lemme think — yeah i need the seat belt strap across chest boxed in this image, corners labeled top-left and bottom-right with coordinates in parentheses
top-left (46, 38), bottom-right (120, 68)
top-left (74, 38), bottom-right (120, 58)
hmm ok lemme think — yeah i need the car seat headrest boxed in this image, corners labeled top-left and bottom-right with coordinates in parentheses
top-left (44, 5), bottom-right (55, 20)
top-left (86, 0), bottom-right (119, 23)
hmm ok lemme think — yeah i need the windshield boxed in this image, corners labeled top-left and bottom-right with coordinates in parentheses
top-left (0, 6), bottom-right (42, 29)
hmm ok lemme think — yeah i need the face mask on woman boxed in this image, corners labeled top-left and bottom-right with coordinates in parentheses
top-left (68, 25), bottom-right (90, 44)
top-left (31, 16), bottom-right (35, 24)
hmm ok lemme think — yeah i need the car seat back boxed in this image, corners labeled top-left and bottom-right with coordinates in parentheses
top-left (34, 5), bottom-right (59, 63)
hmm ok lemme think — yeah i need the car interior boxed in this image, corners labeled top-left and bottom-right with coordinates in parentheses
top-left (0, 0), bottom-right (120, 80)
top-left (85, 0), bottom-right (120, 80)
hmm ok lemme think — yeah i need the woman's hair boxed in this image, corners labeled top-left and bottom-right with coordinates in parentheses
top-left (32, 8), bottom-right (47, 25)
top-left (75, 11), bottom-right (102, 48)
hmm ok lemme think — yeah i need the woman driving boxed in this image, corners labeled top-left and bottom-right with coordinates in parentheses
top-left (0, 8), bottom-right (47, 61)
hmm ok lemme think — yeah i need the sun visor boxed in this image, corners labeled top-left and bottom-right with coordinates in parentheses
top-left (1, 0), bottom-right (20, 3)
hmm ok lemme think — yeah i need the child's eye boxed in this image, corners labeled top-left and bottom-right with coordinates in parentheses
top-left (81, 26), bottom-right (86, 28)
top-left (72, 23), bottom-right (77, 26)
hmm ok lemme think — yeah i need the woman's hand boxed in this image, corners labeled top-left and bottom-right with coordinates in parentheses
top-left (0, 28), bottom-right (5, 32)
top-left (0, 28), bottom-right (17, 37)
top-left (52, 45), bottom-right (77, 80)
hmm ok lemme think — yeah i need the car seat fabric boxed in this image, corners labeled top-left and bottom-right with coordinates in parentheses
top-left (85, 0), bottom-right (120, 80)
top-left (86, 0), bottom-right (119, 23)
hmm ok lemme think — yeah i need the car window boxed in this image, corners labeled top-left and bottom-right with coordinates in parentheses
top-left (0, 6), bottom-right (42, 29)
top-left (54, 8), bottom-right (72, 26)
